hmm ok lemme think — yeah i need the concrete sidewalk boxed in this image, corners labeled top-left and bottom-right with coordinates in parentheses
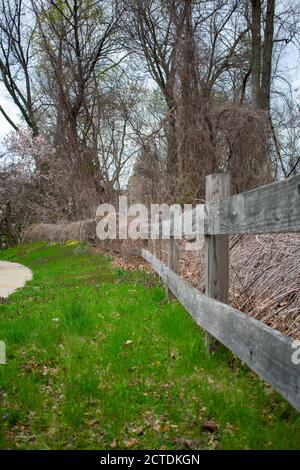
top-left (0, 261), bottom-right (32, 298)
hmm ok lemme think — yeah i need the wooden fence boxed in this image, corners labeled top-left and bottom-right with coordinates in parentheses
top-left (141, 173), bottom-right (300, 411)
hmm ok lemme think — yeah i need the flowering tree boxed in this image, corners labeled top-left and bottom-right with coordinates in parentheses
top-left (0, 130), bottom-right (75, 247)
top-left (4, 130), bottom-right (55, 162)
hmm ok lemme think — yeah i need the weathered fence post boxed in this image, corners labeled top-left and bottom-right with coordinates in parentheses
top-left (167, 212), bottom-right (179, 299)
top-left (205, 173), bottom-right (230, 352)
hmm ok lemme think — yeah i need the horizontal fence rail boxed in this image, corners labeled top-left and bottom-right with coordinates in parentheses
top-left (205, 174), bottom-right (300, 235)
top-left (140, 174), bottom-right (300, 237)
top-left (142, 249), bottom-right (300, 412)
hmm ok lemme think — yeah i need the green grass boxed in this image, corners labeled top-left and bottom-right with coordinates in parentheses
top-left (0, 241), bottom-right (300, 450)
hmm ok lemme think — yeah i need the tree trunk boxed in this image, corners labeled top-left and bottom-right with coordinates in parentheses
top-left (261, 0), bottom-right (275, 111)
top-left (251, 0), bottom-right (262, 108)
top-left (165, 86), bottom-right (178, 175)
top-left (68, 114), bottom-right (101, 217)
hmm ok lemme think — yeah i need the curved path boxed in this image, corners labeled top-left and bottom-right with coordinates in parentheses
top-left (0, 261), bottom-right (32, 298)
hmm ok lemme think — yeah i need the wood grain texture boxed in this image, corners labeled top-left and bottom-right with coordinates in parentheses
top-left (205, 174), bottom-right (230, 351)
top-left (141, 249), bottom-right (300, 412)
top-left (205, 173), bottom-right (229, 302)
top-left (205, 174), bottom-right (300, 235)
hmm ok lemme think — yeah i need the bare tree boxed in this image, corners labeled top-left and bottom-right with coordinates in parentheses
top-left (32, 0), bottom-right (124, 214)
top-left (122, 0), bottom-right (184, 173)
top-left (0, 0), bottom-right (38, 134)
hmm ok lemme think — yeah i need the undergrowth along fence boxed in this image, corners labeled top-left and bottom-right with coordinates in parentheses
top-left (141, 173), bottom-right (300, 411)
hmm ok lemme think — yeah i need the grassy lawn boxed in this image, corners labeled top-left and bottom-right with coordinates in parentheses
top-left (0, 242), bottom-right (300, 450)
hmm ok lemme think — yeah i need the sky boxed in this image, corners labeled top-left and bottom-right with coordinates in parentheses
top-left (280, 42), bottom-right (300, 103)
top-left (0, 83), bottom-right (19, 146)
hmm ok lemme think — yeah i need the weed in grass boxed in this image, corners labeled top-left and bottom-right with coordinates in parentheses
top-left (61, 301), bottom-right (95, 336)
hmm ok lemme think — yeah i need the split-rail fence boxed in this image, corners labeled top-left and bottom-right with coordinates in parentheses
top-left (140, 173), bottom-right (300, 411)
